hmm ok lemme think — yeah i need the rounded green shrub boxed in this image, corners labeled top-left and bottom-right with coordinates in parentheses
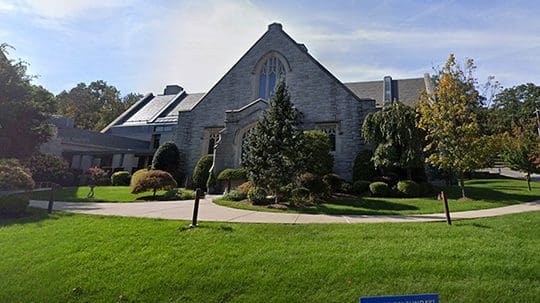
top-left (322, 173), bottom-right (343, 193)
top-left (217, 168), bottom-right (247, 192)
top-left (248, 187), bottom-right (268, 205)
top-left (369, 182), bottom-right (390, 197)
top-left (296, 173), bottom-right (326, 197)
top-left (192, 155), bottom-right (213, 190)
top-left (111, 171), bottom-right (131, 186)
top-left (397, 180), bottom-right (421, 197)
top-left (223, 189), bottom-right (246, 201)
top-left (352, 180), bottom-right (370, 194)
top-left (0, 194), bottom-right (30, 216)
top-left (23, 153), bottom-right (74, 186)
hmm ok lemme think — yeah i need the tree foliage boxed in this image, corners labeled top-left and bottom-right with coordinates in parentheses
top-left (300, 130), bottom-right (334, 176)
top-left (56, 80), bottom-right (141, 131)
top-left (0, 44), bottom-right (55, 158)
top-left (192, 155), bottom-right (213, 190)
top-left (417, 54), bottom-right (496, 198)
top-left (500, 128), bottom-right (540, 191)
top-left (0, 158), bottom-right (35, 191)
top-left (130, 170), bottom-right (177, 198)
top-left (353, 149), bottom-right (376, 182)
top-left (152, 141), bottom-right (183, 183)
top-left (243, 82), bottom-right (304, 202)
top-left (22, 153), bottom-right (74, 186)
top-left (362, 101), bottom-right (423, 179)
top-left (490, 83), bottom-right (540, 135)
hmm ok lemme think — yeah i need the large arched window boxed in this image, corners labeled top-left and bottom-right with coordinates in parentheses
top-left (258, 57), bottom-right (286, 99)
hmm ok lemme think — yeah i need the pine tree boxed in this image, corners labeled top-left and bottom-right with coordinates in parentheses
top-left (243, 82), bottom-right (303, 203)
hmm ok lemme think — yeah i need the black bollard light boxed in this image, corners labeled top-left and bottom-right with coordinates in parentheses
top-left (189, 188), bottom-right (202, 228)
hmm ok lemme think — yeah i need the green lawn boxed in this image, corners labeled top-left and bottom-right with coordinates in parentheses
top-left (1, 209), bottom-right (539, 302)
top-left (216, 179), bottom-right (540, 215)
top-left (31, 186), bottom-right (179, 202)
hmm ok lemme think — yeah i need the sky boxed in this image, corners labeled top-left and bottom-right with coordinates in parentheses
top-left (0, 0), bottom-right (538, 96)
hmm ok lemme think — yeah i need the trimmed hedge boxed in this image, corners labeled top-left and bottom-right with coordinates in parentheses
top-left (397, 180), bottom-right (420, 198)
top-left (248, 187), bottom-right (267, 205)
top-left (111, 171), bottom-right (131, 186)
top-left (223, 189), bottom-right (246, 201)
top-left (152, 141), bottom-right (183, 183)
top-left (192, 155), bottom-right (213, 190)
top-left (370, 182), bottom-right (390, 197)
top-left (352, 180), bottom-right (370, 194)
top-left (0, 159), bottom-right (35, 191)
top-left (217, 168), bottom-right (247, 181)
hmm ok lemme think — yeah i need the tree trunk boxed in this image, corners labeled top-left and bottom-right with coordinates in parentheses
top-left (459, 174), bottom-right (466, 199)
top-left (274, 185), bottom-right (279, 204)
top-left (526, 172), bottom-right (531, 191)
top-left (153, 188), bottom-right (157, 198)
top-left (227, 180), bottom-right (231, 193)
top-left (407, 167), bottom-right (412, 180)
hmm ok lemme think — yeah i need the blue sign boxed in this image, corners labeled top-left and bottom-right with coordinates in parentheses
top-left (360, 293), bottom-right (439, 303)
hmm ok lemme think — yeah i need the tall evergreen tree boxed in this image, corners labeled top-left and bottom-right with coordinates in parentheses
top-left (151, 141), bottom-right (183, 184)
top-left (243, 82), bottom-right (303, 203)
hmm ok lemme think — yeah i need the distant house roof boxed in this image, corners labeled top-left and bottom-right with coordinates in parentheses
top-left (101, 86), bottom-right (205, 131)
top-left (345, 77), bottom-right (428, 107)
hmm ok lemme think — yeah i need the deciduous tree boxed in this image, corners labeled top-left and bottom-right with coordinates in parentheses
top-left (501, 128), bottom-right (540, 191)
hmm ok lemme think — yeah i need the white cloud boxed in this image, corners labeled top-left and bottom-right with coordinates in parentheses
top-left (138, 0), bottom-right (273, 93)
top-left (4, 0), bottom-right (132, 19)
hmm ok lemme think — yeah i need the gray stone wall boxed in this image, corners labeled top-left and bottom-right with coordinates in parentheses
top-left (176, 24), bottom-right (376, 181)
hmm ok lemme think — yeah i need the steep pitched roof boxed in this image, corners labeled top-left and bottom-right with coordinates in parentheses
top-left (345, 77), bottom-right (427, 107)
top-left (102, 91), bottom-right (205, 129)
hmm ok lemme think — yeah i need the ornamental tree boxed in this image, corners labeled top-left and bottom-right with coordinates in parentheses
top-left (362, 101), bottom-right (424, 179)
top-left (417, 54), bottom-right (496, 198)
top-left (152, 141), bottom-right (184, 184)
top-left (131, 170), bottom-right (177, 198)
top-left (501, 128), bottom-right (540, 191)
top-left (217, 168), bottom-right (247, 193)
top-left (243, 82), bottom-right (304, 203)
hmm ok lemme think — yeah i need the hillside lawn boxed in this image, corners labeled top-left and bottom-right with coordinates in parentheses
top-left (1, 208), bottom-right (539, 302)
top-left (216, 178), bottom-right (540, 215)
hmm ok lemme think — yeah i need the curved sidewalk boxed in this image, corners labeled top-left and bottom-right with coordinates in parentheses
top-left (29, 196), bottom-right (540, 224)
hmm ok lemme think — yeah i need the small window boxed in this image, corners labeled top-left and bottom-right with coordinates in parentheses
top-left (152, 134), bottom-right (161, 149)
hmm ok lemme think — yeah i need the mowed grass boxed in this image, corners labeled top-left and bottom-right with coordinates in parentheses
top-left (216, 179), bottom-right (540, 215)
top-left (0, 209), bottom-right (539, 302)
top-left (31, 186), bottom-right (169, 202)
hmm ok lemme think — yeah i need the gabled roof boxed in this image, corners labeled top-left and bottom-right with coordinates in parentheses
top-left (345, 77), bottom-right (427, 107)
top-left (102, 90), bottom-right (205, 130)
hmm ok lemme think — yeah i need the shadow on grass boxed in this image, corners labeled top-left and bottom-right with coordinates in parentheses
top-left (0, 207), bottom-right (71, 227)
top-left (329, 196), bottom-right (419, 211)
top-left (178, 225), bottom-right (234, 232)
top-left (441, 185), bottom-right (539, 204)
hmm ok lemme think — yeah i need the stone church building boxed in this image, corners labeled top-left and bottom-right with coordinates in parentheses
top-left (56, 23), bottom-right (429, 182)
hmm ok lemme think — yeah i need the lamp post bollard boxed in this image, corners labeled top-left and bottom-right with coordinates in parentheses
top-left (189, 188), bottom-right (202, 228)
top-left (441, 191), bottom-right (452, 225)
top-left (47, 183), bottom-right (58, 214)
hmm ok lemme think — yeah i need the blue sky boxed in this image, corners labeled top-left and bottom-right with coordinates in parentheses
top-left (0, 0), bottom-right (538, 96)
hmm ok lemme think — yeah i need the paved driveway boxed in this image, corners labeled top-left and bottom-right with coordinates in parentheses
top-left (30, 196), bottom-right (540, 224)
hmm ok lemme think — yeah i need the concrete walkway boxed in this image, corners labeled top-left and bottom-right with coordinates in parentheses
top-left (30, 196), bottom-right (540, 224)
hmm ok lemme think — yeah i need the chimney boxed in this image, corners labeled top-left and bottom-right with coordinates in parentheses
top-left (268, 22), bottom-right (282, 31)
top-left (383, 76), bottom-right (393, 104)
top-left (164, 85), bottom-right (183, 95)
top-left (423, 73), bottom-right (434, 94)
